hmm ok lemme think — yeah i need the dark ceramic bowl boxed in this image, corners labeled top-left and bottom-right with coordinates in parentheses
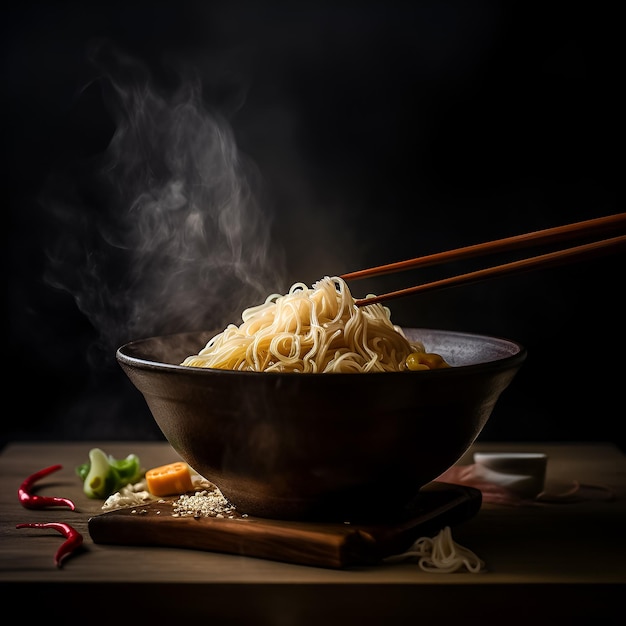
top-left (117, 328), bottom-right (526, 522)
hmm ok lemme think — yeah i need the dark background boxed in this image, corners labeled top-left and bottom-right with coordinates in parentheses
top-left (4, 1), bottom-right (624, 451)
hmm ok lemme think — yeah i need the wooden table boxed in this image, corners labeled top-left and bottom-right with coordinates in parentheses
top-left (1, 441), bottom-right (624, 624)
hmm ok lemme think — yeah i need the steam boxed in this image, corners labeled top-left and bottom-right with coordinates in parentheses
top-left (42, 41), bottom-right (285, 364)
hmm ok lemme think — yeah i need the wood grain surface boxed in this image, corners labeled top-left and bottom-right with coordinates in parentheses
top-left (88, 482), bottom-right (481, 568)
top-left (2, 441), bottom-right (625, 624)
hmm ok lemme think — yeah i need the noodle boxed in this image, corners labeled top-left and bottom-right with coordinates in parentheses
top-left (180, 276), bottom-right (449, 373)
top-left (386, 526), bottom-right (486, 573)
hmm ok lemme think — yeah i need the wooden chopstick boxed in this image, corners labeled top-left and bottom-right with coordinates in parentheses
top-left (342, 213), bottom-right (626, 306)
top-left (342, 213), bottom-right (626, 281)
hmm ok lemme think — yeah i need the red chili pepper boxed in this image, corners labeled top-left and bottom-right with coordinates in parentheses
top-left (18, 464), bottom-right (76, 510)
top-left (16, 522), bottom-right (84, 568)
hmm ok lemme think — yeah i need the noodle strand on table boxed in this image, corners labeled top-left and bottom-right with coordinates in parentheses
top-left (181, 276), bottom-right (449, 373)
top-left (386, 526), bottom-right (486, 574)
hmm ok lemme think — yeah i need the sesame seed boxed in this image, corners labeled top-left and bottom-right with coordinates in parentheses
top-left (171, 487), bottom-right (237, 518)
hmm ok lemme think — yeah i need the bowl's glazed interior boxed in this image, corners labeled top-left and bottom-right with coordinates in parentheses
top-left (117, 328), bottom-right (526, 522)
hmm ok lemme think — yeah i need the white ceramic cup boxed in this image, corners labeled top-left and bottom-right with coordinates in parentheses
top-left (473, 452), bottom-right (548, 498)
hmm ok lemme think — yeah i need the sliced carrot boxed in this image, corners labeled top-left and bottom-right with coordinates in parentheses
top-left (146, 461), bottom-right (194, 496)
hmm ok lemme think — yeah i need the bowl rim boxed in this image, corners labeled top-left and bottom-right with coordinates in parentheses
top-left (116, 327), bottom-right (527, 377)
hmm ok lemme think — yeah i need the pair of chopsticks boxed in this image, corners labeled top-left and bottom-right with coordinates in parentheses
top-left (342, 213), bottom-right (626, 306)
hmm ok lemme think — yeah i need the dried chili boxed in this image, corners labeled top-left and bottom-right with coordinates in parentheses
top-left (18, 464), bottom-right (76, 510)
top-left (16, 522), bottom-right (84, 568)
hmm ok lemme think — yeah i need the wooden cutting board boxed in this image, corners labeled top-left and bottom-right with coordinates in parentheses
top-left (88, 481), bottom-right (481, 569)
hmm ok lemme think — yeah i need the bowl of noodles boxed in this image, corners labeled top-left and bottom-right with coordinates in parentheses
top-left (117, 276), bottom-right (526, 522)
